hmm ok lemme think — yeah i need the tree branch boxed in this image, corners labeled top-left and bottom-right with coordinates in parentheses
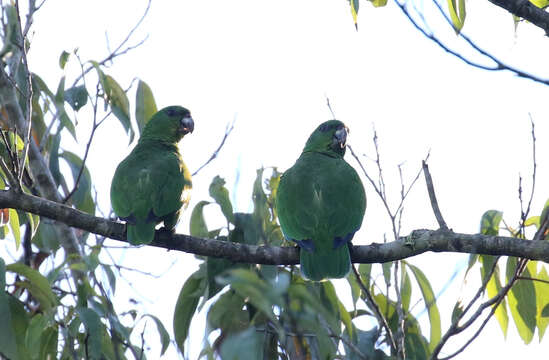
top-left (488, 0), bottom-right (549, 35)
top-left (4, 190), bottom-right (549, 265)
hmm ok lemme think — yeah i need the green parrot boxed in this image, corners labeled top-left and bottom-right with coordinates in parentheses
top-left (276, 120), bottom-right (366, 281)
top-left (110, 106), bottom-right (194, 245)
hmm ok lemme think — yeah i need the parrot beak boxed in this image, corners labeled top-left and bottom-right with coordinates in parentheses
top-left (180, 115), bottom-right (194, 135)
top-left (333, 126), bottom-right (348, 149)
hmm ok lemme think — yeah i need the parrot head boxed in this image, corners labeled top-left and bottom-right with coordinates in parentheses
top-left (303, 120), bottom-right (349, 157)
top-left (141, 105), bottom-right (194, 143)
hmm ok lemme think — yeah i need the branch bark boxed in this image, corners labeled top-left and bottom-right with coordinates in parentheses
top-left (488, 0), bottom-right (549, 35)
top-left (3, 189), bottom-right (549, 265)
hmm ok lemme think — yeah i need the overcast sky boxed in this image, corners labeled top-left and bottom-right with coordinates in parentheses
top-left (10, 0), bottom-right (549, 358)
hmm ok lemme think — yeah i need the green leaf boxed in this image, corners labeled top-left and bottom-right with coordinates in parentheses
top-left (54, 76), bottom-right (77, 140)
top-left (64, 85), bottom-right (88, 111)
top-left (534, 265), bottom-right (549, 340)
top-left (447, 0), bottom-right (466, 33)
top-left (479, 256), bottom-right (508, 338)
top-left (101, 264), bottom-right (116, 294)
top-left (370, 0), bottom-right (388, 7)
top-left (382, 261), bottom-right (392, 287)
top-left (401, 264), bottom-right (412, 311)
top-left (60, 151), bottom-right (95, 215)
top-left (506, 257), bottom-right (536, 343)
top-left (530, 0), bottom-right (549, 8)
top-left (524, 216), bottom-right (540, 228)
top-left (0, 257), bottom-right (19, 360)
top-left (174, 272), bottom-right (203, 355)
top-left (48, 132), bottom-right (62, 186)
top-left (207, 290), bottom-right (248, 335)
top-left (358, 263), bottom-right (371, 288)
top-left (349, 0), bottom-right (359, 28)
top-left (6, 262), bottom-right (57, 310)
top-left (406, 262), bottom-right (441, 351)
top-left (190, 201), bottom-right (210, 238)
top-left (59, 50), bottom-right (70, 69)
top-left (104, 75), bottom-right (133, 142)
top-left (135, 79), bottom-right (157, 134)
top-left (8, 208), bottom-right (20, 249)
top-left (217, 269), bottom-right (281, 325)
top-left (209, 176), bottom-right (235, 223)
top-left (77, 307), bottom-right (102, 360)
top-left (219, 327), bottom-right (264, 360)
top-left (25, 314), bottom-right (48, 356)
top-left (38, 326), bottom-right (58, 360)
top-left (480, 210), bottom-right (503, 236)
top-left (142, 314), bottom-right (170, 356)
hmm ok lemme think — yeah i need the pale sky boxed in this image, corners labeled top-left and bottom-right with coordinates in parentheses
top-left (10, 0), bottom-right (549, 358)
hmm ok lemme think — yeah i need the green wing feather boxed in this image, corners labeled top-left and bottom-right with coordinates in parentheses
top-left (111, 142), bottom-right (191, 245)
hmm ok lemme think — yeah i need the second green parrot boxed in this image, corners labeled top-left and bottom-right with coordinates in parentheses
top-left (110, 106), bottom-right (194, 245)
top-left (276, 120), bottom-right (366, 281)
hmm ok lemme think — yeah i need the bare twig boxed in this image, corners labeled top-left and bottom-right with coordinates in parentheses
top-left (422, 161), bottom-right (448, 230)
top-left (69, 0), bottom-right (151, 89)
top-left (14, 1), bottom-right (34, 187)
top-left (192, 119), bottom-right (235, 176)
top-left (394, 0), bottom-right (549, 88)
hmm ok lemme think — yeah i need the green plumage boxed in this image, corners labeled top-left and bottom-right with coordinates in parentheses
top-left (110, 106), bottom-right (194, 245)
top-left (276, 120), bottom-right (366, 281)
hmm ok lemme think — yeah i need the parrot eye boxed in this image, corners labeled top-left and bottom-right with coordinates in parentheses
top-left (166, 109), bottom-right (178, 117)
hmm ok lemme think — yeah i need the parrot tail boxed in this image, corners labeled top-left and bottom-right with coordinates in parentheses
top-left (126, 222), bottom-right (156, 245)
top-left (300, 243), bottom-right (351, 281)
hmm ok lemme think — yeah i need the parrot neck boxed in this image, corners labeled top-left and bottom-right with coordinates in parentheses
top-left (302, 149), bottom-right (343, 159)
top-left (137, 137), bottom-right (180, 152)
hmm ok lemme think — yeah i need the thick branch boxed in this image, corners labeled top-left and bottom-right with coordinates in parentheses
top-left (3, 190), bottom-right (549, 264)
top-left (489, 0), bottom-right (549, 35)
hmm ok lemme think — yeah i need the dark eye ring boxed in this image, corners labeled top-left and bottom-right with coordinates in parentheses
top-left (166, 109), bottom-right (177, 116)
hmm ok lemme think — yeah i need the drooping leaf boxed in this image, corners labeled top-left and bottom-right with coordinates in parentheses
top-left (401, 264), bottom-right (412, 311)
top-left (53, 76), bottom-right (77, 140)
top-left (6, 262), bottom-right (57, 310)
top-left (534, 265), bottom-right (549, 340)
top-left (447, 0), bottom-right (466, 34)
top-left (406, 262), bottom-right (441, 351)
top-left (135, 79), bottom-right (157, 134)
top-left (142, 314), bottom-right (170, 356)
top-left (506, 257), bottom-right (536, 344)
top-left (209, 176), bottom-right (234, 223)
top-left (190, 201), bottom-right (210, 238)
top-left (76, 307), bottom-right (102, 360)
top-left (59, 50), bottom-right (70, 69)
top-left (219, 327), bottom-right (264, 360)
top-left (60, 151), bottom-right (95, 215)
top-left (349, 0), bottom-right (359, 29)
top-left (64, 85), bottom-right (88, 111)
top-left (370, 0), bottom-right (388, 7)
top-left (206, 290), bottom-right (248, 336)
top-left (0, 257), bottom-right (19, 360)
top-left (479, 255), bottom-right (508, 338)
top-left (174, 272), bottom-right (203, 355)
top-left (8, 208), bottom-right (20, 249)
top-left (480, 210), bottom-right (503, 236)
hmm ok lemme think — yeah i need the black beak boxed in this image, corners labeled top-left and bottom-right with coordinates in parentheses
top-left (334, 126), bottom-right (348, 149)
top-left (180, 115), bottom-right (194, 135)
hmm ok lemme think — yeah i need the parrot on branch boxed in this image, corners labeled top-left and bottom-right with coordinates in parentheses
top-left (276, 120), bottom-right (366, 281)
top-left (110, 106), bottom-right (194, 245)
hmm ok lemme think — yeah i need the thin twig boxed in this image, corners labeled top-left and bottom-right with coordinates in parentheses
top-left (192, 119), bottom-right (235, 176)
top-left (422, 161), bottom-right (448, 230)
top-left (394, 0), bottom-right (549, 88)
top-left (14, 0), bottom-right (34, 187)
